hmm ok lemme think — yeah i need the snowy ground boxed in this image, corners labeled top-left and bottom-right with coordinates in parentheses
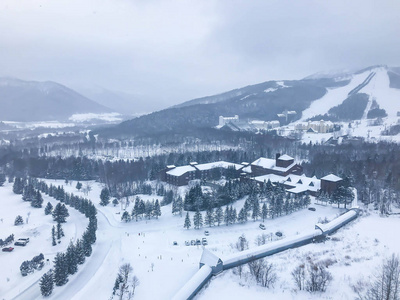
top-left (0, 182), bottom-right (88, 300)
top-left (196, 209), bottom-right (400, 300)
top-left (1, 180), bottom-right (399, 300)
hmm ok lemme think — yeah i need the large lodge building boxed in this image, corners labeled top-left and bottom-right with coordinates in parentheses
top-left (160, 154), bottom-right (342, 196)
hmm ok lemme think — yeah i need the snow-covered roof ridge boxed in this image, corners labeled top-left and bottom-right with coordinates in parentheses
top-left (251, 157), bottom-right (275, 168)
top-left (200, 249), bottom-right (221, 267)
top-left (195, 161), bottom-right (243, 171)
top-left (321, 174), bottom-right (342, 182)
top-left (277, 154), bottom-right (294, 161)
top-left (166, 165), bottom-right (196, 176)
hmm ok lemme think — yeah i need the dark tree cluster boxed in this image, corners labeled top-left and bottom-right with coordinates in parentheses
top-left (0, 234), bottom-right (14, 247)
top-left (20, 253), bottom-right (44, 276)
top-left (121, 197), bottom-right (161, 223)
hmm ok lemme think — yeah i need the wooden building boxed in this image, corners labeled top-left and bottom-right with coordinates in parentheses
top-left (320, 174), bottom-right (343, 194)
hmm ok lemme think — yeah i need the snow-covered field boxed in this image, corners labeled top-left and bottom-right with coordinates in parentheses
top-left (1, 179), bottom-right (399, 300)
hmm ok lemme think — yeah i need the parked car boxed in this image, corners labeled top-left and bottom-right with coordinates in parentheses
top-left (202, 238), bottom-right (208, 245)
top-left (308, 207), bottom-right (316, 211)
top-left (2, 247), bottom-right (14, 252)
top-left (173, 241), bottom-right (178, 246)
top-left (204, 230), bottom-right (210, 236)
top-left (275, 231), bottom-right (283, 237)
top-left (185, 241), bottom-right (190, 246)
top-left (18, 238), bottom-right (30, 243)
top-left (259, 223), bottom-right (266, 230)
top-left (191, 240), bottom-right (196, 246)
top-left (14, 240), bottom-right (28, 246)
top-left (196, 239), bottom-right (201, 245)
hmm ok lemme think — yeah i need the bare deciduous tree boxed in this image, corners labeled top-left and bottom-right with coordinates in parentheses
top-left (367, 254), bottom-right (400, 300)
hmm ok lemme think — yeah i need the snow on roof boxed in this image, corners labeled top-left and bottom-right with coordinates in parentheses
top-left (287, 185), bottom-right (309, 194)
top-left (254, 174), bottom-right (287, 184)
top-left (241, 165), bottom-right (252, 173)
top-left (171, 265), bottom-right (212, 300)
top-left (195, 161), bottom-right (243, 171)
top-left (321, 174), bottom-right (342, 182)
top-left (277, 154), bottom-right (294, 161)
top-left (316, 210), bottom-right (357, 233)
top-left (166, 165), bottom-right (196, 177)
top-left (200, 249), bottom-right (221, 267)
top-left (166, 165), bottom-right (176, 169)
top-left (251, 157), bottom-right (275, 169)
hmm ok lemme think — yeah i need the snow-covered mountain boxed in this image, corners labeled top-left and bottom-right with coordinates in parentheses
top-left (300, 65), bottom-right (400, 122)
top-left (0, 78), bottom-right (112, 122)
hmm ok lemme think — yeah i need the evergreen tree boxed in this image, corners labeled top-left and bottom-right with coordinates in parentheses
top-left (205, 208), bottom-right (214, 227)
top-left (238, 208), bottom-right (247, 224)
top-left (193, 209), bottom-right (203, 229)
top-left (13, 177), bottom-right (24, 194)
top-left (52, 203), bottom-right (69, 223)
top-left (14, 215), bottom-right (24, 225)
top-left (252, 198), bottom-right (260, 221)
top-left (75, 239), bottom-right (86, 265)
top-left (52, 226), bottom-right (56, 246)
top-left (99, 187), bottom-right (110, 206)
top-left (0, 173), bottom-right (6, 187)
top-left (121, 211), bottom-right (131, 222)
top-left (215, 206), bottom-right (223, 226)
top-left (76, 182), bottom-right (82, 191)
top-left (31, 190), bottom-right (43, 208)
top-left (22, 184), bottom-right (36, 202)
top-left (56, 222), bottom-right (64, 240)
top-left (82, 230), bottom-right (93, 257)
top-left (184, 212), bottom-right (191, 229)
top-left (176, 196), bottom-right (183, 216)
top-left (39, 270), bottom-right (54, 297)
top-left (153, 199), bottom-right (161, 219)
top-left (44, 202), bottom-right (53, 215)
top-left (261, 203), bottom-right (268, 222)
top-left (65, 242), bottom-right (78, 275)
top-left (53, 252), bottom-right (68, 286)
top-left (224, 206), bottom-right (230, 226)
top-left (231, 207), bottom-right (237, 224)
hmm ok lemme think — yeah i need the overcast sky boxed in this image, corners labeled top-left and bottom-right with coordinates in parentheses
top-left (0, 0), bottom-right (399, 109)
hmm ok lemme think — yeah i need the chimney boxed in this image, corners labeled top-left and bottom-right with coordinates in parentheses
top-left (276, 153), bottom-right (281, 160)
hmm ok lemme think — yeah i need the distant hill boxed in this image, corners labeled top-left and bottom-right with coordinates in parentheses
top-left (94, 65), bottom-right (400, 139)
top-left (0, 78), bottom-right (112, 121)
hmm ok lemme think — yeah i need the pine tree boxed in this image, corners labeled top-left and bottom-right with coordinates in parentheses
top-left (215, 206), bottom-right (223, 226)
top-left (52, 203), bottom-right (69, 223)
top-left (193, 209), bottom-right (203, 229)
top-left (121, 211), bottom-right (131, 222)
top-left (65, 242), bottom-right (78, 275)
top-left (39, 270), bottom-right (54, 297)
top-left (205, 208), bottom-right (214, 227)
top-left (75, 239), bottom-right (85, 265)
top-left (53, 252), bottom-right (68, 286)
top-left (184, 212), bottom-right (191, 229)
top-left (231, 207), bottom-right (237, 224)
top-left (44, 202), bottom-right (53, 215)
top-left (82, 230), bottom-right (92, 257)
top-left (31, 190), bottom-right (43, 208)
top-left (176, 196), bottom-right (183, 216)
top-left (13, 177), bottom-right (24, 194)
top-left (261, 203), bottom-right (268, 222)
top-left (0, 173), bottom-right (6, 187)
top-left (22, 184), bottom-right (35, 202)
top-left (99, 187), bottom-right (110, 206)
top-left (153, 200), bottom-right (161, 219)
top-left (52, 226), bottom-right (57, 246)
top-left (14, 215), bottom-right (24, 225)
top-left (238, 208), bottom-right (246, 224)
top-left (76, 182), bottom-right (82, 191)
top-left (224, 206), bottom-right (230, 226)
top-left (252, 198), bottom-right (260, 221)
top-left (56, 222), bottom-right (64, 240)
